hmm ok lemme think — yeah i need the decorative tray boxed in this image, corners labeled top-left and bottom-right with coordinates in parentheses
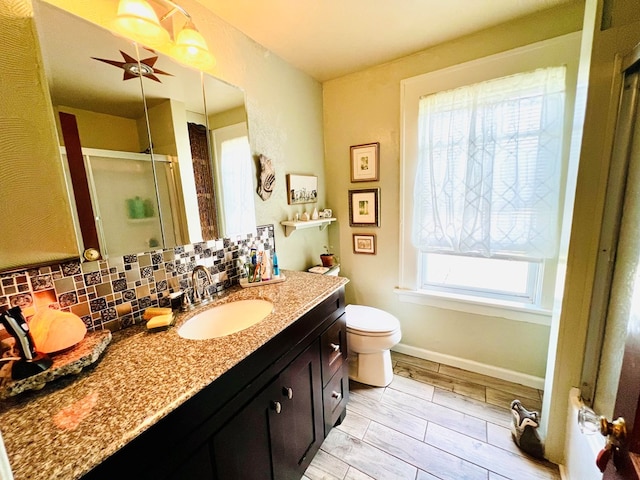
top-left (0, 330), bottom-right (112, 399)
top-left (239, 275), bottom-right (287, 288)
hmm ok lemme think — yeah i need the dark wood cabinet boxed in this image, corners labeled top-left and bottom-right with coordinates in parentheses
top-left (212, 341), bottom-right (323, 480)
top-left (167, 444), bottom-right (214, 480)
top-left (83, 287), bottom-right (347, 480)
top-left (320, 314), bottom-right (349, 436)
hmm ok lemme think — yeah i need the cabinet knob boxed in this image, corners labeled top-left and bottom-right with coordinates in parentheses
top-left (330, 343), bottom-right (341, 352)
top-left (331, 391), bottom-right (342, 401)
top-left (282, 387), bottom-right (293, 399)
top-left (271, 401), bottom-right (282, 414)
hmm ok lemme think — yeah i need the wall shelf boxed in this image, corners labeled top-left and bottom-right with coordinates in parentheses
top-left (280, 218), bottom-right (336, 237)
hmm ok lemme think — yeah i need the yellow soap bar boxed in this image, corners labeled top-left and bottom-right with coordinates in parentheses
top-left (143, 307), bottom-right (172, 320)
top-left (146, 313), bottom-right (174, 330)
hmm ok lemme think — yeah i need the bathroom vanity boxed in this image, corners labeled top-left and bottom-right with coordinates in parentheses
top-left (0, 272), bottom-right (348, 480)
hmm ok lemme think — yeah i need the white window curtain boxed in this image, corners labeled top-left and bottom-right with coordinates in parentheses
top-left (412, 66), bottom-right (566, 259)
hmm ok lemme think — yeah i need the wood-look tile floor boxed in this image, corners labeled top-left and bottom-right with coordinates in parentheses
top-left (304, 351), bottom-right (560, 480)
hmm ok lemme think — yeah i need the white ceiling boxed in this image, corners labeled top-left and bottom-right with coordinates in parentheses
top-left (197, 0), bottom-right (576, 82)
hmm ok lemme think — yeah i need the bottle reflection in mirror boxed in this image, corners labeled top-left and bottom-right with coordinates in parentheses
top-left (126, 197), bottom-right (156, 219)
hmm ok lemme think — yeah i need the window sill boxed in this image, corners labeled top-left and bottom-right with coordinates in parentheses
top-left (393, 288), bottom-right (552, 326)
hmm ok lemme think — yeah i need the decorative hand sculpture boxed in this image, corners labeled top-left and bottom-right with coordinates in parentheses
top-left (257, 155), bottom-right (275, 200)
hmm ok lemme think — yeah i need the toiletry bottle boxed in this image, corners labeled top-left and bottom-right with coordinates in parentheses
top-left (262, 251), bottom-right (272, 281)
top-left (254, 251), bottom-right (262, 282)
top-left (272, 250), bottom-right (280, 278)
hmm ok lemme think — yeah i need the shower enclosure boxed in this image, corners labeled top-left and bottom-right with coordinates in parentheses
top-left (61, 147), bottom-right (182, 258)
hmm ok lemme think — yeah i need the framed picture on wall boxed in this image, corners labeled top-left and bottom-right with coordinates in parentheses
top-left (348, 188), bottom-right (380, 227)
top-left (286, 174), bottom-right (318, 204)
top-left (350, 142), bottom-right (379, 182)
top-left (353, 233), bottom-right (376, 254)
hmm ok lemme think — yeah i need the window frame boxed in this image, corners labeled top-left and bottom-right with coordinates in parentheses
top-left (420, 253), bottom-right (543, 304)
top-left (397, 32), bottom-right (582, 324)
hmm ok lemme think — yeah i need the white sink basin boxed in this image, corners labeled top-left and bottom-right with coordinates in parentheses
top-left (178, 299), bottom-right (274, 340)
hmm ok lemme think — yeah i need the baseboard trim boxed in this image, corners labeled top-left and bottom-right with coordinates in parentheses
top-left (392, 343), bottom-right (545, 390)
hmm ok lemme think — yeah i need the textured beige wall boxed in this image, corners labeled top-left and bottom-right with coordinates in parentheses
top-left (323, 2), bottom-right (585, 379)
top-left (0, 0), bottom-right (79, 270)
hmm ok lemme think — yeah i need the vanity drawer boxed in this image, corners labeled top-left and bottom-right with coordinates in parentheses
top-left (323, 362), bottom-right (349, 436)
top-left (320, 314), bottom-right (347, 387)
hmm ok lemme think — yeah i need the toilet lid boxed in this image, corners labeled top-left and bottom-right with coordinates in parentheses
top-left (345, 304), bottom-right (400, 335)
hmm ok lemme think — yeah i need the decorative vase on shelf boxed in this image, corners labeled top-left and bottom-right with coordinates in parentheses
top-left (311, 207), bottom-right (319, 220)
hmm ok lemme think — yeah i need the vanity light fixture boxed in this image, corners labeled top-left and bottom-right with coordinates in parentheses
top-left (113, 0), bottom-right (170, 48)
top-left (173, 20), bottom-right (214, 70)
top-left (113, 0), bottom-right (215, 69)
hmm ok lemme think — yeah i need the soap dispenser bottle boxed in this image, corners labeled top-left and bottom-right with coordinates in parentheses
top-left (272, 250), bottom-right (280, 278)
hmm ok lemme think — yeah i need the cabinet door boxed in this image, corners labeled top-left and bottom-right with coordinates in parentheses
top-left (271, 341), bottom-right (324, 479)
top-left (211, 384), bottom-right (276, 480)
top-left (167, 443), bottom-right (214, 480)
top-left (212, 341), bottom-right (323, 480)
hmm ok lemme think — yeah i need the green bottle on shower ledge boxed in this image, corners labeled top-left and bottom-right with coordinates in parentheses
top-left (126, 196), bottom-right (145, 219)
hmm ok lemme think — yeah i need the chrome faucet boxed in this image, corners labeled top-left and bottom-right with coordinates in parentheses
top-left (191, 265), bottom-right (213, 305)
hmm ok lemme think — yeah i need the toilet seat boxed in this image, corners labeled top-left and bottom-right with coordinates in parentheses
top-left (345, 304), bottom-right (400, 336)
top-left (348, 326), bottom-right (401, 337)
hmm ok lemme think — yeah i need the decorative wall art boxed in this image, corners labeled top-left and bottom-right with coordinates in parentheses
top-left (353, 233), bottom-right (376, 254)
top-left (350, 142), bottom-right (379, 182)
top-left (349, 188), bottom-right (380, 227)
top-left (257, 154), bottom-right (275, 201)
top-left (287, 174), bottom-right (318, 205)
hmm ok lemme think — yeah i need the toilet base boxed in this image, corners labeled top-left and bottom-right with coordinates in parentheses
top-left (348, 350), bottom-right (394, 387)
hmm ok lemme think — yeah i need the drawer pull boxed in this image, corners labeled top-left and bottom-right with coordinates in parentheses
top-left (330, 343), bottom-right (341, 352)
top-left (331, 391), bottom-right (342, 401)
top-left (271, 401), bottom-right (282, 414)
top-left (282, 387), bottom-right (293, 399)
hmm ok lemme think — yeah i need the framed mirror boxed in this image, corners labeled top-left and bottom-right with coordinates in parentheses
top-left (32, 0), bottom-right (251, 260)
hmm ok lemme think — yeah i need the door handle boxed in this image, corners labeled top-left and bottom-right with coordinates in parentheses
top-left (579, 406), bottom-right (627, 472)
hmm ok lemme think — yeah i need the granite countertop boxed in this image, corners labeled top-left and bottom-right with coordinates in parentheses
top-left (0, 270), bottom-right (348, 480)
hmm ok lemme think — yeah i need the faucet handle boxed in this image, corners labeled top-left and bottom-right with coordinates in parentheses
top-left (182, 288), bottom-right (194, 311)
top-left (202, 285), bottom-right (212, 303)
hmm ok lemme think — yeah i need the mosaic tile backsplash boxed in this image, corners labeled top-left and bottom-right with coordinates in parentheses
top-left (0, 225), bottom-right (275, 332)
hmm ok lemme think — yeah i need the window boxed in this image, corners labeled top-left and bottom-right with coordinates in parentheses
top-left (398, 34), bottom-right (581, 322)
top-left (422, 253), bottom-right (541, 303)
top-left (414, 66), bottom-right (565, 303)
top-left (211, 123), bottom-right (256, 237)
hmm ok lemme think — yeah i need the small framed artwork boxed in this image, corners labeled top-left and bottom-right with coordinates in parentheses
top-left (353, 233), bottom-right (376, 255)
top-left (350, 142), bottom-right (379, 182)
top-left (286, 174), bottom-right (318, 204)
top-left (348, 188), bottom-right (380, 227)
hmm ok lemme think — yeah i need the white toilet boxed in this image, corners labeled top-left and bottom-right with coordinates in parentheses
top-left (345, 304), bottom-right (402, 387)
